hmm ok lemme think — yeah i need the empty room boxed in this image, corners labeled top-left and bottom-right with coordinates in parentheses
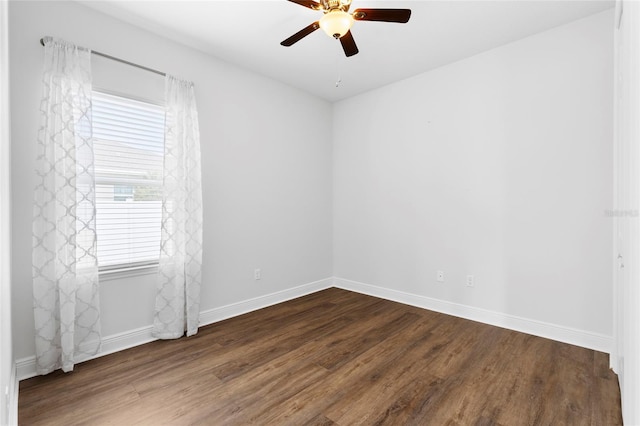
top-left (1, 0), bottom-right (639, 424)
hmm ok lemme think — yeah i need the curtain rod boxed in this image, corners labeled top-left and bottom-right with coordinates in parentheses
top-left (39, 37), bottom-right (166, 77)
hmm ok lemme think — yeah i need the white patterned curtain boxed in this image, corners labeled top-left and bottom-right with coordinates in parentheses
top-left (153, 76), bottom-right (203, 339)
top-left (32, 37), bottom-right (100, 374)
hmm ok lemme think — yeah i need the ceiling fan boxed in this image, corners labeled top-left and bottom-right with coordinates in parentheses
top-left (280, 0), bottom-right (411, 57)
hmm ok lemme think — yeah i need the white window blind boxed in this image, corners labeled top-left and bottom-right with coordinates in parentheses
top-left (93, 90), bottom-right (165, 271)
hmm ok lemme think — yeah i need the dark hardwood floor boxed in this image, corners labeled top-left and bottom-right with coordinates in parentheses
top-left (19, 288), bottom-right (622, 425)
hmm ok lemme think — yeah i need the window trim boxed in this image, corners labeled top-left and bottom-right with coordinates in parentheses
top-left (98, 262), bottom-right (158, 281)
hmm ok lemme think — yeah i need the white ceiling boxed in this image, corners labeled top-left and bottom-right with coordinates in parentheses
top-left (81, 0), bottom-right (613, 102)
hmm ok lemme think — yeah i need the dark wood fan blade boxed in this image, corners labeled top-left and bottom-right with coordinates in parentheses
top-left (352, 8), bottom-right (411, 23)
top-left (280, 22), bottom-right (320, 46)
top-left (340, 30), bottom-right (359, 57)
top-left (287, 0), bottom-right (323, 11)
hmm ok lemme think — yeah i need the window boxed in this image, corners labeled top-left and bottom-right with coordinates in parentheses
top-left (93, 90), bottom-right (165, 272)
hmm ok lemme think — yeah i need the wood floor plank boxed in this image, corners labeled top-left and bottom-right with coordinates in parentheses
top-left (311, 309), bottom-right (420, 370)
top-left (386, 323), bottom-right (511, 424)
top-left (209, 299), bottom-right (388, 382)
top-left (258, 313), bottom-right (489, 424)
top-left (323, 320), bottom-right (441, 424)
top-left (18, 288), bottom-right (622, 425)
top-left (204, 288), bottom-right (379, 348)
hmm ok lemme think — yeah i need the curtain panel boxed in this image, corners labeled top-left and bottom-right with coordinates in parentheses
top-left (32, 37), bottom-right (101, 374)
top-left (153, 76), bottom-right (203, 339)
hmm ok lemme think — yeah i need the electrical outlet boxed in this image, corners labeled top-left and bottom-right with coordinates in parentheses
top-left (466, 275), bottom-right (474, 287)
top-left (254, 268), bottom-right (261, 280)
top-left (437, 270), bottom-right (444, 282)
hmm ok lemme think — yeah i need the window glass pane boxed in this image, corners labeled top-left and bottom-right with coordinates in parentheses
top-left (93, 90), bottom-right (165, 269)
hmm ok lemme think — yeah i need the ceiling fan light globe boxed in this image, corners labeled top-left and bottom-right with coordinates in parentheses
top-left (319, 10), bottom-right (354, 39)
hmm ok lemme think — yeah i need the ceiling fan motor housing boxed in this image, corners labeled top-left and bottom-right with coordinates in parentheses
top-left (322, 0), bottom-right (352, 12)
top-left (281, 0), bottom-right (411, 58)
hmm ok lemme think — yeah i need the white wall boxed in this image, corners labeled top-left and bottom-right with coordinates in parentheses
top-left (333, 10), bottom-right (614, 348)
top-left (9, 1), bottom-right (333, 362)
top-left (1, 0), bottom-right (16, 422)
top-left (9, 0), bottom-right (615, 381)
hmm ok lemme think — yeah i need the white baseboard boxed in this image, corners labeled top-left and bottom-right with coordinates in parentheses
top-left (15, 357), bottom-right (34, 383)
top-left (16, 325), bottom-right (158, 381)
top-left (199, 277), bottom-right (333, 327)
top-left (16, 277), bottom-right (334, 381)
top-left (16, 276), bottom-right (611, 381)
top-left (334, 277), bottom-right (613, 354)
